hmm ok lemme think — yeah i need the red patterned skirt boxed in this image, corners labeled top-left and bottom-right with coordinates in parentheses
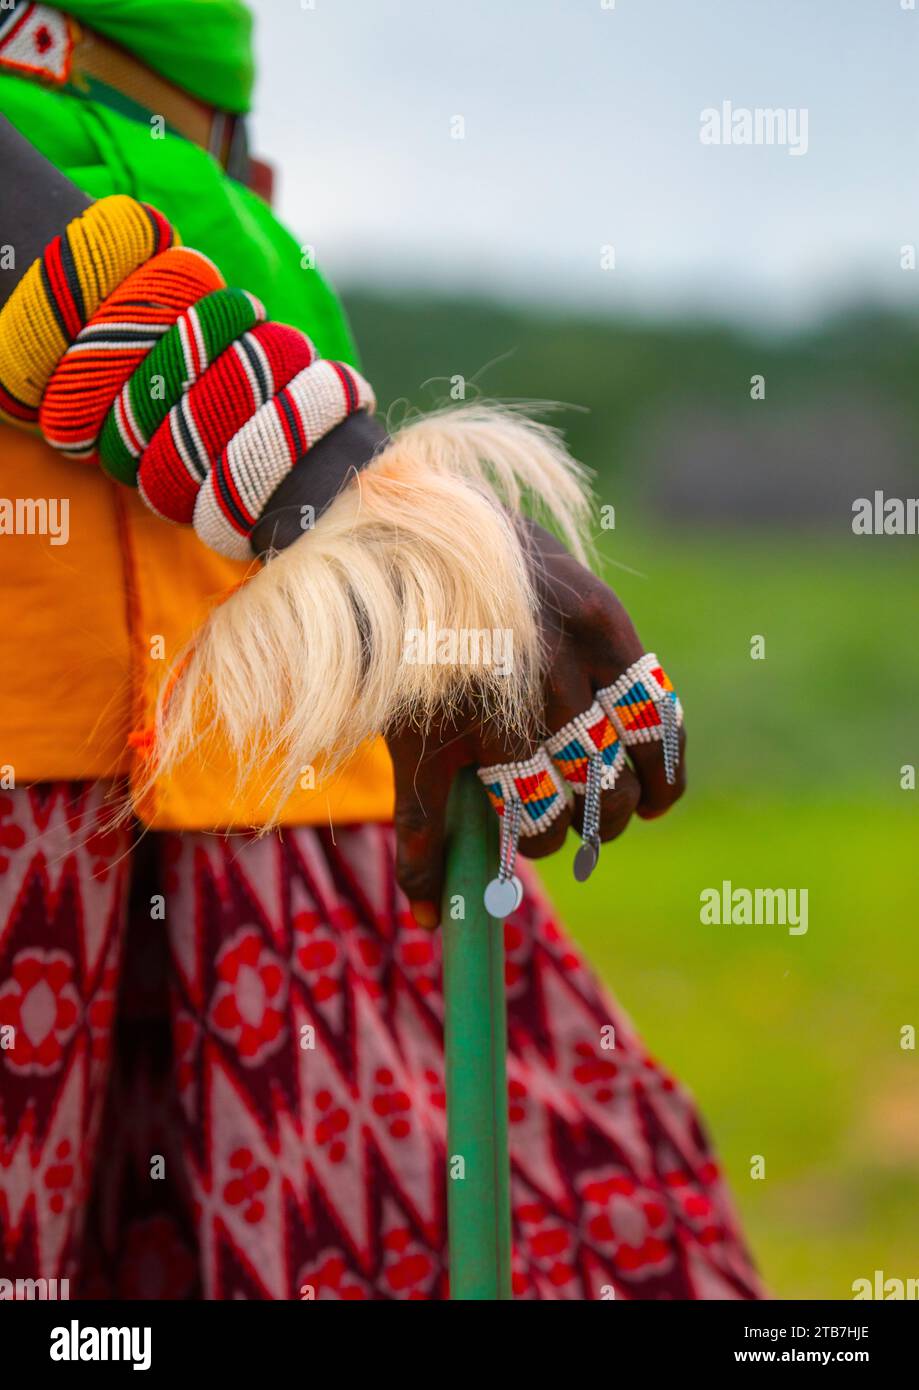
top-left (0, 782), bottom-right (762, 1299)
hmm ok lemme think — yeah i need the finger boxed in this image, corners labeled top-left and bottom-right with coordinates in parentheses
top-left (505, 636), bottom-right (590, 861)
top-left (570, 762), bottom-right (641, 842)
top-left (565, 582), bottom-right (687, 821)
top-left (627, 726), bottom-right (687, 820)
top-left (480, 738), bottom-right (573, 862)
top-left (391, 734), bottom-right (458, 928)
top-left (523, 525), bottom-right (687, 827)
top-left (477, 732), bottom-right (573, 860)
top-left (535, 621), bottom-right (642, 847)
top-left (516, 807), bottom-right (571, 860)
top-left (547, 572), bottom-right (684, 811)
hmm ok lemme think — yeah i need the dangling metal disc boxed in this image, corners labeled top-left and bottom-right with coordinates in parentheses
top-left (484, 875), bottom-right (522, 919)
top-left (573, 839), bottom-right (599, 882)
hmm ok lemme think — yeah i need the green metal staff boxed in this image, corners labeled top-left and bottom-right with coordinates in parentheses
top-left (442, 768), bottom-right (513, 1300)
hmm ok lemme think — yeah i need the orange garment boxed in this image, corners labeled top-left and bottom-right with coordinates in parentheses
top-left (0, 424), bottom-right (395, 830)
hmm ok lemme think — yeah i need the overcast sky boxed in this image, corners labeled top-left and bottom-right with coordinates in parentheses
top-left (247, 0), bottom-right (919, 327)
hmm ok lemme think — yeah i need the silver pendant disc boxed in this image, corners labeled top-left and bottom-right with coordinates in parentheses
top-left (484, 874), bottom-right (523, 919)
top-left (573, 840), bottom-right (599, 882)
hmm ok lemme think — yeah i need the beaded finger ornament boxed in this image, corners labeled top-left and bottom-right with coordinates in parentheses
top-left (545, 702), bottom-right (625, 882)
top-left (597, 652), bottom-right (683, 785)
top-left (476, 748), bottom-right (567, 838)
top-left (477, 751), bottom-right (568, 912)
top-left (544, 701), bottom-right (625, 794)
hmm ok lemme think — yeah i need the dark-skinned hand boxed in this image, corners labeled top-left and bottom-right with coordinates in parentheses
top-left (386, 522), bottom-right (686, 927)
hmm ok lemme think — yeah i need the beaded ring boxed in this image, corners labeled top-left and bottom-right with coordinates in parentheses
top-left (138, 322), bottom-right (316, 523)
top-left (477, 749), bottom-right (568, 837)
top-left (39, 247), bottom-right (224, 463)
top-left (597, 654), bottom-right (682, 742)
top-left (0, 196), bottom-right (176, 426)
top-left (545, 702), bottom-right (626, 794)
top-left (98, 286), bottom-right (266, 485)
top-left (597, 652), bottom-right (683, 785)
top-left (192, 358), bottom-right (375, 560)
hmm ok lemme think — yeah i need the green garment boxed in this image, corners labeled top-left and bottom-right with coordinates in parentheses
top-left (0, 70), bottom-right (358, 367)
top-left (45, 0), bottom-right (255, 112)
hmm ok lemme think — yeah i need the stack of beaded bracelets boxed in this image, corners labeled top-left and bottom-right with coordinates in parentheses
top-left (0, 196), bottom-right (176, 426)
top-left (477, 653), bottom-right (682, 915)
top-left (0, 195), bottom-right (377, 561)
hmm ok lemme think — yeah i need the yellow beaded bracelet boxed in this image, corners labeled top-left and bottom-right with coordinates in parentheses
top-left (0, 195), bottom-right (178, 426)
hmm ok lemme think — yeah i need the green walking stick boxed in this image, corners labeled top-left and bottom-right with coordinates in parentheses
top-left (442, 767), bottom-right (514, 1300)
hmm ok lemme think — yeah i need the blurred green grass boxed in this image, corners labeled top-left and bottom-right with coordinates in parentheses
top-left (589, 528), bottom-right (918, 800)
top-left (538, 530), bottom-right (919, 1299)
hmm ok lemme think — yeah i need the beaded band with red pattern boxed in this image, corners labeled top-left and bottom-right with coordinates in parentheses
top-left (545, 701), bottom-right (626, 794)
top-left (0, 195), bottom-right (176, 426)
top-left (192, 358), bottom-right (375, 560)
top-left (596, 653), bottom-right (682, 743)
top-left (138, 322), bottom-right (316, 523)
top-left (99, 285), bottom-right (266, 485)
top-left (597, 652), bottom-right (683, 785)
top-left (39, 246), bottom-right (224, 463)
top-left (476, 749), bottom-right (568, 837)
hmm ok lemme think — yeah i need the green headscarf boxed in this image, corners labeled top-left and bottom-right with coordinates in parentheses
top-left (0, 3), bottom-right (357, 366)
top-left (46, 0), bottom-right (255, 112)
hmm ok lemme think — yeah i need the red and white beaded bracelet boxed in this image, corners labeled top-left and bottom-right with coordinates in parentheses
top-left (193, 358), bottom-right (376, 560)
top-left (138, 322), bottom-right (316, 523)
